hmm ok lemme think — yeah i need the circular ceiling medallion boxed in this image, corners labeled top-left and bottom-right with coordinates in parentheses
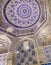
top-left (3, 0), bottom-right (41, 28)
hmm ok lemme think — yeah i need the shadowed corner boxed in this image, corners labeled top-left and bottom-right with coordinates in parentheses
top-left (0, 17), bottom-right (3, 26)
top-left (0, 16), bottom-right (3, 26)
top-left (0, 7), bottom-right (3, 26)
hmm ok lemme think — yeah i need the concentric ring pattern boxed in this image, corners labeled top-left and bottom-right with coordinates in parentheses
top-left (3, 0), bottom-right (41, 28)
